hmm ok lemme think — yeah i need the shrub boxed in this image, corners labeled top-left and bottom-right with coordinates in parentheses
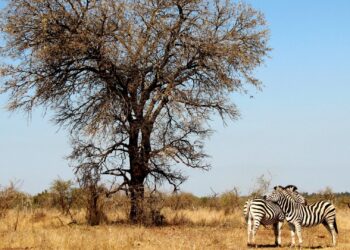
top-left (0, 182), bottom-right (25, 217)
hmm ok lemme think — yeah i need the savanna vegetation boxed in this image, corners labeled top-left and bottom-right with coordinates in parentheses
top-left (0, 180), bottom-right (350, 249)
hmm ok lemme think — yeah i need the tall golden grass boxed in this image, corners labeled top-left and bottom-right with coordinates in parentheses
top-left (0, 207), bottom-right (350, 249)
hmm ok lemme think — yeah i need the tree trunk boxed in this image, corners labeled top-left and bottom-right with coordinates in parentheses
top-left (129, 177), bottom-right (145, 223)
top-left (128, 121), bottom-right (150, 223)
top-left (87, 189), bottom-right (100, 226)
top-left (86, 185), bottom-right (105, 226)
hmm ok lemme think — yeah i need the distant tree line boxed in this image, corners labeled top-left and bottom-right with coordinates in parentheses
top-left (1, 179), bottom-right (350, 226)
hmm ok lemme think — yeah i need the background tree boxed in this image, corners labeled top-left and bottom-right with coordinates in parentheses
top-left (76, 163), bottom-right (108, 225)
top-left (0, 181), bottom-right (24, 218)
top-left (0, 0), bottom-right (270, 223)
top-left (249, 173), bottom-right (272, 198)
top-left (49, 178), bottom-right (79, 221)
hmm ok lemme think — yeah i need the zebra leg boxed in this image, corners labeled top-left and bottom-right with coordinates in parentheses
top-left (273, 221), bottom-right (283, 247)
top-left (251, 219), bottom-right (261, 248)
top-left (247, 216), bottom-right (253, 246)
top-left (322, 221), bottom-right (337, 247)
top-left (294, 223), bottom-right (303, 248)
top-left (288, 222), bottom-right (296, 247)
top-left (273, 222), bottom-right (279, 246)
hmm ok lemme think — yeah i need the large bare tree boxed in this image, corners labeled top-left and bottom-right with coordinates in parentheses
top-left (0, 0), bottom-right (269, 223)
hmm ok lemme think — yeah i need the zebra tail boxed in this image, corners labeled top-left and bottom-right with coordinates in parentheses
top-left (244, 200), bottom-right (253, 221)
top-left (334, 218), bottom-right (339, 234)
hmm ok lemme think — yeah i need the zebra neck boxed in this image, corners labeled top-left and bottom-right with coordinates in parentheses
top-left (278, 198), bottom-right (295, 216)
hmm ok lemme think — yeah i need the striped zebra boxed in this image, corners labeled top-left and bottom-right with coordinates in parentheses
top-left (266, 185), bottom-right (338, 247)
top-left (244, 198), bottom-right (285, 247)
top-left (244, 187), bottom-right (306, 247)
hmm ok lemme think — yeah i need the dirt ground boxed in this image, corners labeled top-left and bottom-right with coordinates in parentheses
top-left (0, 209), bottom-right (349, 249)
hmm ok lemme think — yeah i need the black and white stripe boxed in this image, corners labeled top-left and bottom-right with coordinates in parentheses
top-left (266, 185), bottom-right (338, 247)
top-left (244, 185), bottom-right (307, 247)
top-left (244, 198), bottom-right (285, 247)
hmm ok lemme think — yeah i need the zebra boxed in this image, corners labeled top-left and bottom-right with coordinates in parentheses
top-left (244, 186), bottom-right (306, 247)
top-left (265, 185), bottom-right (338, 247)
top-left (244, 198), bottom-right (285, 247)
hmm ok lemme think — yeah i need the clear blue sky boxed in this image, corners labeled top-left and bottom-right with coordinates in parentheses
top-left (1, 1), bottom-right (350, 196)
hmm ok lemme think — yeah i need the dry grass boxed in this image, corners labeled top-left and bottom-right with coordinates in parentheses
top-left (0, 208), bottom-right (350, 249)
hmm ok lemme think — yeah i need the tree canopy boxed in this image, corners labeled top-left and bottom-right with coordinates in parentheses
top-left (0, 0), bottom-right (269, 223)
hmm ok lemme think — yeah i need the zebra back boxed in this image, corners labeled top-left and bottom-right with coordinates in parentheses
top-left (244, 198), bottom-right (285, 224)
top-left (267, 186), bottom-right (337, 228)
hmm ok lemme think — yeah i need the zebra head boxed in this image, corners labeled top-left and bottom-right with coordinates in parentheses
top-left (284, 185), bottom-right (307, 205)
top-left (265, 186), bottom-right (284, 203)
top-left (266, 185), bottom-right (306, 205)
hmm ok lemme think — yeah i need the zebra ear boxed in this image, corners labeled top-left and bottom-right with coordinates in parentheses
top-left (285, 185), bottom-right (298, 191)
top-left (275, 185), bottom-right (284, 190)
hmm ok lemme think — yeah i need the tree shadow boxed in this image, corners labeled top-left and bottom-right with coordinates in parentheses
top-left (248, 244), bottom-right (279, 248)
top-left (248, 244), bottom-right (327, 249)
top-left (303, 246), bottom-right (326, 249)
top-left (257, 244), bottom-right (279, 248)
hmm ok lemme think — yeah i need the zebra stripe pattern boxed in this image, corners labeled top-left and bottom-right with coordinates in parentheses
top-left (279, 184), bottom-right (307, 204)
top-left (244, 198), bottom-right (285, 247)
top-left (266, 185), bottom-right (338, 247)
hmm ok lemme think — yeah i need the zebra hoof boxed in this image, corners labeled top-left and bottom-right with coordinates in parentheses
top-left (246, 243), bottom-right (257, 248)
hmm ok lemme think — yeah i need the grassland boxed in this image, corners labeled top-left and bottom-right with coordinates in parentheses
top-left (0, 208), bottom-right (350, 250)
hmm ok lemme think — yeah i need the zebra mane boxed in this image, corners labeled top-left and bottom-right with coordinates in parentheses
top-left (273, 185), bottom-right (298, 191)
top-left (275, 185), bottom-right (307, 205)
top-left (285, 185), bottom-right (298, 191)
top-left (273, 185), bottom-right (284, 190)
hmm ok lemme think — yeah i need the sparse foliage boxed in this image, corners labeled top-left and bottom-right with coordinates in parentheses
top-left (0, 181), bottom-right (25, 218)
top-left (50, 179), bottom-right (74, 215)
top-left (32, 190), bottom-right (53, 208)
top-left (0, 0), bottom-right (270, 223)
top-left (249, 173), bottom-right (271, 198)
top-left (320, 186), bottom-right (336, 203)
top-left (76, 164), bottom-right (108, 225)
top-left (220, 188), bottom-right (240, 213)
